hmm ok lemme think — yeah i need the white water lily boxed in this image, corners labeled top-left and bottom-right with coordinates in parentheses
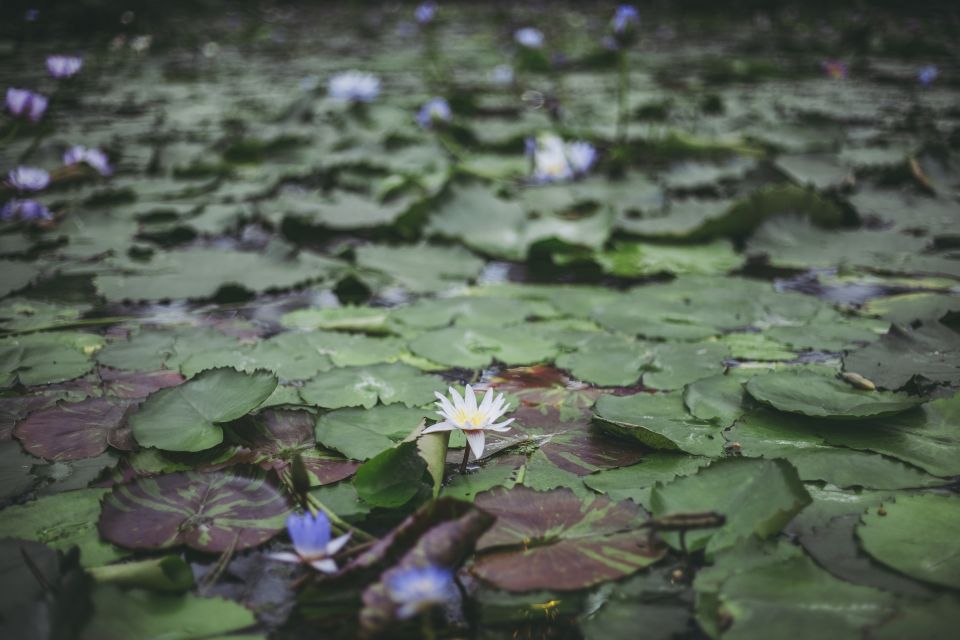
top-left (328, 71), bottom-right (381, 103)
top-left (423, 384), bottom-right (514, 461)
top-left (527, 133), bottom-right (597, 183)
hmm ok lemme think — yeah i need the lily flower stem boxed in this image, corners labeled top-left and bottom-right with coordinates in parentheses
top-left (421, 612), bottom-right (437, 640)
top-left (304, 492), bottom-right (377, 543)
top-left (616, 49), bottom-right (629, 145)
top-left (459, 445), bottom-right (470, 475)
top-left (0, 122), bottom-right (21, 147)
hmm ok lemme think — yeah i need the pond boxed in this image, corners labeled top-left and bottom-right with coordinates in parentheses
top-left (1, 2), bottom-right (959, 638)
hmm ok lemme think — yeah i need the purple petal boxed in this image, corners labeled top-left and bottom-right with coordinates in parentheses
top-left (286, 511), bottom-right (331, 556)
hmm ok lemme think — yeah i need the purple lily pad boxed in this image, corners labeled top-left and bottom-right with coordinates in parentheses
top-left (471, 486), bottom-right (665, 591)
top-left (99, 471), bottom-right (291, 553)
top-left (14, 397), bottom-right (136, 461)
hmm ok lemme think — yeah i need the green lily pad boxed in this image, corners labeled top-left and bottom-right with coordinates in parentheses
top-left (0, 489), bottom-right (128, 566)
top-left (299, 362), bottom-right (444, 409)
top-left (408, 325), bottom-right (558, 369)
top-left (596, 239), bottom-right (743, 277)
top-left (814, 392), bottom-right (960, 477)
top-left (353, 441), bottom-right (430, 508)
top-left (472, 486), bottom-right (665, 591)
top-left (98, 471), bottom-right (290, 552)
top-left (843, 318), bottom-right (960, 391)
top-left (94, 243), bottom-right (344, 302)
top-left (644, 341), bottom-right (731, 390)
top-left (649, 458), bottom-right (810, 555)
top-left (81, 586), bottom-right (256, 640)
top-left (857, 493), bottom-right (960, 590)
top-left (745, 369), bottom-right (921, 419)
top-left (712, 553), bottom-right (896, 640)
top-left (555, 333), bottom-right (652, 386)
top-left (355, 243), bottom-right (485, 293)
top-left (584, 453), bottom-right (711, 508)
top-left (728, 409), bottom-right (945, 489)
top-left (594, 391), bottom-right (725, 456)
top-left (130, 368), bottom-right (278, 452)
top-left (314, 405), bottom-right (433, 461)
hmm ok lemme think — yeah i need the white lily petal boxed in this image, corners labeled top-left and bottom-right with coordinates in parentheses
top-left (434, 392), bottom-right (457, 418)
top-left (311, 558), bottom-right (339, 573)
top-left (267, 552), bottom-right (303, 564)
top-left (465, 430), bottom-right (486, 460)
top-left (325, 532), bottom-right (351, 555)
top-left (422, 421), bottom-right (456, 434)
top-left (488, 417), bottom-right (515, 431)
top-left (479, 388), bottom-right (495, 414)
top-left (448, 386), bottom-right (465, 409)
top-left (465, 384), bottom-right (478, 413)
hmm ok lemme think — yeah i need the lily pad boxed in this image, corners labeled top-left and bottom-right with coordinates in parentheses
top-left (130, 368), bottom-right (278, 452)
top-left (299, 363), bottom-right (444, 409)
top-left (0, 489), bottom-right (128, 566)
top-left (408, 325), bottom-right (558, 369)
top-left (471, 486), bottom-right (665, 591)
top-left (857, 494), bottom-right (960, 590)
top-left (314, 405), bottom-right (433, 461)
top-left (98, 471), bottom-right (290, 552)
top-left (14, 397), bottom-right (135, 461)
top-left (594, 391), bottom-right (725, 456)
top-left (81, 586), bottom-right (257, 640)
top-left (649, 458), bottom-right (810, 555)
top-left (745, 369), bottom-right (921, 419)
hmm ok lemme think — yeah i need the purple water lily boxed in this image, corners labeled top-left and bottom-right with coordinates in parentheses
top-left (918, 65), bottom-right (939, 87)
top-left (1, 199), bottom-right (52, 222)
top-left (47, 55), bottom-right (83, 79)
top-left (415, 2), bottom-right (438, 25)
top-left (64, 145), bottom-right (112, 176)
top-left (7, 167), bottom-right (50, 191)
top-left (5, 88), bottom-right (48, 122)
top-left (385, 566), bottom-right (456, 619)
top-left (268, 511), bottom-right (350, 573)
top-left (416, 97), bottom-right (452, 128)
top-left (612, 5), bottom-right (640, 34)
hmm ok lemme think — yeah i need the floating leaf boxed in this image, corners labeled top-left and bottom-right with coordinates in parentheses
top-left (594, 391), bottom-right (725, 457)
top-left (228, 409), bottom-right (359, 485)
top-left (408, 325), bottom-right (558, 369)
top-left (14, 397), bottom-right (135, 461)
top-left (857, 494), bottom-right (960, 590)
top-left (584, 454), bottom-right (711, 509)
top-left (299, 363), bottom-right (444, 409)
top-left (728, 409), bottom-right (945, 489)
top-left (130, 368), bottom-right (278, 452)
top-left (80, 585), bottom-right (256, 640)
top-left (650, 458), bottom-right (810, 555)
top-left (352, 441), bottom-right (430, 508)
top-left (98, 471), bottom-right (290, 552)
top-left (843, 318), bottom-right (960, 390)
top-left (814, 392), bottom-right (960, 477)
top-left (314, 405), bottom-right (432, 461)
top-left (471, 486), bottom-right (665, 591)
top-left (745, 369), bottom-right (921, 419)
top-left (0, 489), bottom-right (128, 566)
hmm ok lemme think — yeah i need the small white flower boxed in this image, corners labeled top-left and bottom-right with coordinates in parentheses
top-left (514, 27), bottom-right (544, 49)
top-left (423, 384), bottom-right (514, 461)
top-left (328, 71), bottom-right (381, 103)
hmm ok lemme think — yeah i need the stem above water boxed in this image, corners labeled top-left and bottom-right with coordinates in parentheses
top-left (458, 444), bottom-right (470, 475)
